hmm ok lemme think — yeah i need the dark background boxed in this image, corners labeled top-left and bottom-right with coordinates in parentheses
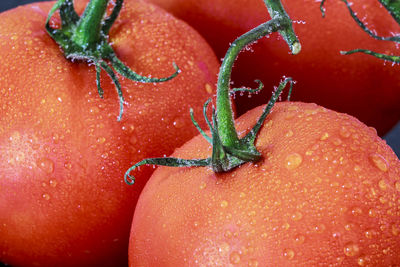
top-left (0, 1), bottom-right (399, 266)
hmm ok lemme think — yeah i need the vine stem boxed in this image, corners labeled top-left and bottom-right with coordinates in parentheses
top-left (124, 0), bottom-right (301, 184)
top-left (217, 0), bottom-right (300, 148)
top-left (74, 0), bottom-right (109, 48)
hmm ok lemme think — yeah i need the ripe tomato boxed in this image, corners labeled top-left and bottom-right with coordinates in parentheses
top-left (148, 0), bottom-right (400, 136)
top-left (129, 101), bottom-right (400, 266)
top-left (0, 0), bottom-right (219, 266)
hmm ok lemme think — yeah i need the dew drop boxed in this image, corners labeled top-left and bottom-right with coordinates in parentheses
top-left (42, 193), bottom-right (50, 200)
top-left (364, 229), bottom-right (376, 239)
top-left (97, 137), bottom-right (106, 144)
top-left (37, 158), bottom-right (55, 174)
top-left (351, 207), bottom-right (363, 216)
top-left (282, 248), bottom-right (295, 260)
top-left (313, 223), bottom-right (326, 233)
top-left (229, 251), bottom-right (241, 264)
top-left (224, 230), bottom-right (232, 239)
top-left (122, 124), bottom-right (135, 134)
top-left (391, 224), bottom-right (399, 236)
top-left (248, 259), bottom-right (259, 267)
top-left (368, 208), bottom-right (377, 218)
top-left (220, 200), bottom-right (228, 208)
top-left (205, 83), bottom-right (213, 94)
top-left (218, 242), bottom-right (230, 254)
top-left (285, 130), bottom-right (294, 137)
top-left (199, 182), bottom-right (207, 190)
top-left (320, 132), bottom-right (329, 141)
top-left (49, 180), bottom-right (57, 188)
top-left (285, 153), bottom-right (303, 170)
top-left (339, 126), bottom-right (351, 138)
top-left (173, 117), bottom-right (185, 128)
top-left (369, 153), bottom-right (389, 172)
top-left (357, 255), bottom-right (368, 266)
top-left (291, 211), bottom-right (303, 221)
top-left (294, 234), bottom-right (305, 244)
top-left (395, 181), bottom-right (400, 192)
top-left (344, 242), bottom-right (360, 257)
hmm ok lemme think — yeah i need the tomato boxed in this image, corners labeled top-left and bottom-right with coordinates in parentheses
top-left (129, 101), bottom-right (400, 266)
top-left (0, 0), bottom-right (219, 266)
top-left (147, 0), bottom-right (400, 136)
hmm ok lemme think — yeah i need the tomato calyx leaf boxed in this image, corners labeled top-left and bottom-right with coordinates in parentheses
top-left (46, 0), bottom-right (180, 121)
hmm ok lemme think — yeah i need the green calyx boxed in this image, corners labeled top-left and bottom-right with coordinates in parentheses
top-left (124, 0), bottom-right (300, 185)
top-left (46, 0), bottom-right (180, 121)
top-left (321, 0), bottom-right (400, 64)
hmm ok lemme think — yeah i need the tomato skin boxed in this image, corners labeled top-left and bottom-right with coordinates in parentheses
top-left (148, 0), bottom-right (400, 136)
top-left (0, 0), bottom-right (219, 266)
top-left (129, 102), bottom-right (400, 266)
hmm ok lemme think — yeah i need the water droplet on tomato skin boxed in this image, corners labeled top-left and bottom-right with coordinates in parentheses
top-left (229, 251), bottom-right (241, 264)
top-left (248, 259), bottom-right (259, 267)
top-left (282, 248), bottom-right (295, 260)
top-left (42, 193), bottom-right (50, 200)
top-left (369, 153), bottom-right (389, 172)
top-left (344, 242), bottom-right (360, 257)
top-left (220, 200), bottom-right (228, 208)
top-left (284, 153), bottom-right (303, 170)
top-left (36, 158), bottom-right (54, 174)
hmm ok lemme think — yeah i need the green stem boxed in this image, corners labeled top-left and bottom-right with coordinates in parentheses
top-left (124, 0), bottom-right (300, 184)
top-left (74, 0), bottom-right (109, 48)
top-left (217, 0), bottom-right (300, 148)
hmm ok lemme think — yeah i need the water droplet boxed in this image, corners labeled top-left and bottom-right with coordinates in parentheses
top-left (364, 229), bottom-right (376, 239)
top-left (285, 153), bottom-right (303, 170)
top-left (357, 255), bottom-right (368, 266)
top-left (248, 259), bottom-right (259, 267)
top-left (64, 162), bottom-right (72, 170)
top-left (391, 224), bottom-right (399, 236)
top-left (229, 251), bottom-right (241, 264)
top-left (37, 158), bottom-right (55, 174)
top-left (218, 242), bottom-right (230, 254)
top-left (282, 248), bottom-right (295, 260)
top-left (42, 193), bottom-right (50, 200)
top-left (313, 223), bottom-right (326, 233)
top-left (294, 234), bottom-right (305, 244)
top-left (332, 137), bottom-right (342, 146)
top-left (199, 182), bottom-right (207, 190)
top-left (173, 117), bottom-right (185, 128)
top-left (220, 200), bottom-right (228, 208)
top-left (320, 132), bottom-right (329, 141)
top-left (344, 223), bottom-right (355, 231)
top-left (395, 181), bottom-right (400, 192)
top-left (291, 211), bottom-right (303, 221)
top-left (122, 124), bottom-right (135, 134)
top-left (378, 179), bottom-right (388, 190)
top-left (339, 126), bottom-right (351, 138)
top-left (351, 207), bottom-right (363, 216)
top-left (224, 230), bottom-right (232, 239)
top-left (344, 242), bottom-right (360, 257)
top-left (354, 165), bottom-right (362, 172)
top-left (369, 153), bottom-right (388, 172)
top-left (205, 83), bottom-right (213, 94)
top-left (49, 180), bottom-right (57, 188)
top-left (285, 130), bottom-right (294, 137)
top-left (97, 137), bottom-right (106, 144)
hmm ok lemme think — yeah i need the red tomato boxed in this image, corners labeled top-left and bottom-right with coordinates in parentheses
top-left (0, 0), bottom-right (219, 266)
top-left (148, 0), bottom-right (400, 136)
top-left (129, 101), bottom-right (400, 266)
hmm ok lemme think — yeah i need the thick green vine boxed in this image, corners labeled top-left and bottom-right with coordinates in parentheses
top-left (46, 0), bottom-right (180, 121)
top-left (125, 0), bottom-right (300, 185)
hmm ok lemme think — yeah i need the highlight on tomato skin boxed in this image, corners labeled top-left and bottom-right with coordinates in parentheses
top-left (0, 0), bottom-right (219, 266)
top-left (129, 101), bottom-right (400, 267)
top-left (147, 0), bottom-right (400, 137)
